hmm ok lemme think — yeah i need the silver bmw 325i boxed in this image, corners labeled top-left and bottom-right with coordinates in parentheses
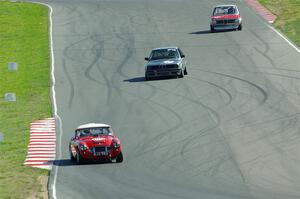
top-left (144, 47), bottom-right (188, 80)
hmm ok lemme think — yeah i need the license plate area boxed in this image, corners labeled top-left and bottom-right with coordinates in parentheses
top-left (95, 151), bottom-right (108, 156)
top-left (93, 146), bottom-right (111, 156)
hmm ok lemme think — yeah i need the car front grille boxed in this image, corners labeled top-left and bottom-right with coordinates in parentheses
top-left (92, 146), bottom-right (111, 153)
top-left (149, 64), bottom-right (178, 70)
top-left (216, 19), bottom-right (236, 24)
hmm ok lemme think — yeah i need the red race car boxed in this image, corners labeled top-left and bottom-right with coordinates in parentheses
top-left (69, 123), bottom-right (123, 164)
top-left (210, 5), bottom-right (242, 32)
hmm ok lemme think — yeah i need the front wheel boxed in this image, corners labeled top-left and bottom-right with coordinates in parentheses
top-left (210, 25), bottom-right (215, 33)
top-left (145, 74), bottom-right (150, 81)
top-left (178, 69), bottom-right (184, 78)
top-left (116, 152), bottom-right (123, 163)
top-left (184, 67), bottom-right (188, 75)
top-left (238, 24), bottom-right (242, 31)
top-left (76, 151), bottom-right (84, 164)
top-left (70, 147), bottom-right (76, 161)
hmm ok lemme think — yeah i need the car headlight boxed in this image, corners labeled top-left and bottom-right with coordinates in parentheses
top-left (79, 144), bottom-right (87, 150)
top-left (113, 142), bottom-right (120, 148)
top-left (235, 18), bottom-right (241, 23)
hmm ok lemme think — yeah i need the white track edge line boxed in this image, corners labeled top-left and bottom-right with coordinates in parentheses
top-left (34, 2), bottom-right (299, 199)
top-left (32, 2), bottom-right (61, 199)
top-left (266, 24), bottom-right (300, 53)
top-left (242, 0), bottom-right (300, 54)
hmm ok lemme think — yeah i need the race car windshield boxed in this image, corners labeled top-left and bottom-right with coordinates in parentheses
top-left (150, 49), bottom-right (180, 60)
top-left (76, 127), bottom-right (112, 137)
top-left (213, 6), bottom-right (237, 16)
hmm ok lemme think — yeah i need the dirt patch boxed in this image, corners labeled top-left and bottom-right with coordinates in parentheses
top-left (27, 175), bottom-right (48, 199)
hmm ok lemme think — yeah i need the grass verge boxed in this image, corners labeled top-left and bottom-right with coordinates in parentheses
top-left (0, 1), bottom-right (51, 198)
top-left (258, 0), bottom-right (300, 47)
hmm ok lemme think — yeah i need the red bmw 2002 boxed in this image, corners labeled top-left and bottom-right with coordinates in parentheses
top-left (69, 123), bottom-right (123, 164)
top-left (210, 5), bottom-right (242, 32)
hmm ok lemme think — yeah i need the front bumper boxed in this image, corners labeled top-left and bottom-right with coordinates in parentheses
top-left (212, 24), bottom-right (240, 30)
top-left (79, 148), bottom-right (121, 161)
top-left (211, 19), bottom-right (241, 31)
top-left (146, 69), bottom-right (181, 78)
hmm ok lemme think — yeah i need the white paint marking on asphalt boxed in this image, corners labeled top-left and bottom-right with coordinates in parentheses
top-left (34, 165), bottom-right (53, 169)
top-left (28, 151), bottom-right (56, 154)
top-left (27, 155), bottom-right (55, 158)
top-left (26, 157), bottom-right (55, 161)
top-left (243, 0), bottom-right (300, 54)
top-left (28, 148), bottom-right (56, 151)
top-left (35, 1), bottom-right (298, 199)
top-left (25, 161), bottom-right (53, 165)
top-left (30, 133), bottom-right (55, 136)
top-left (30, 139), bottom-right (56, 141)
top-left (267, 24), bottom-right (300, 53)
top-left (30, 136), bottom-right (56, 139)
top-left (28, 145), bottom-right (56, 148)
top-left (32, 2), bottom-right (62, 199)
top-left (30, 129), bottom-right (55, 132)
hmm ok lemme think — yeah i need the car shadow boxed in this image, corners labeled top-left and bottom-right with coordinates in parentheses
top-left (124, 76), bottom-right (178, 83)
top-left (53, 159), bottom-right (115, 166)
top-left (189, 29), bottom-right (234, 35)
top-left (123, 76), bottom-right (145, 82)
top-left (189, 30), bottom-right (212, 35)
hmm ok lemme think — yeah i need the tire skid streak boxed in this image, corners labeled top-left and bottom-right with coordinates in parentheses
top-left (42, 0), bottom-right (300, 198)
top-left (188, 76), bottom-right (233, 106)
top-left (62, 58), bottom-right (75, 108)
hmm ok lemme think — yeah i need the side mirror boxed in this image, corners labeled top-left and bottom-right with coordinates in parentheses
top-left (145, 57), bottom-right (149, 61)
top-left (181, 55), bottom-right (185, 58)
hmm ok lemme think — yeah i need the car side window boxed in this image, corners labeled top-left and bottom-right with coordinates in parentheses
top-left (75, 130), bottom-right (80, 138)
top-left (178, 48), bottom-right (184, 58)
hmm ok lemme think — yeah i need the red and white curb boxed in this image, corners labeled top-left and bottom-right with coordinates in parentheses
top-left (245, 0), bottom-right (277, 23)
top-left (24, 118), bottom-right (56, 170)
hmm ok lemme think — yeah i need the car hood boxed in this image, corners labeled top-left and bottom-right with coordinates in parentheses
top-left (79, 135), bottom-right (114, 147)
top-left (147, 58), bottom-right (181, 66)
top-left (211, 14), bottom-right (240, 20)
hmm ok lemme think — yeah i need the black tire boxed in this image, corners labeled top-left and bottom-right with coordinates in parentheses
top-left (238, 24), bottom-right (242, 31)
top-left (210, 25), bottom-right (215, 33)
top-left (76, 150), bottom-right (84, 164)
top-left (116, 152), bottom-right (123, 163)
top-left (145, 75), bottom-right (149, 81)
top-left (184, 67), bottom-right (188, 75)
top-left (70, 147), bottom-right (76, 161)
top-left (178, 69), bottom-right (184, 78)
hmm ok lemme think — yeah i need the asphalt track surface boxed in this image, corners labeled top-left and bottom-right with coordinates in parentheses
top-left (27, 0), bottom-right (300, 198)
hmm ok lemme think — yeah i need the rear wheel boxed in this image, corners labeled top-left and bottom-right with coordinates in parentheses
top-left (116, 152), bottom-right (123, 163)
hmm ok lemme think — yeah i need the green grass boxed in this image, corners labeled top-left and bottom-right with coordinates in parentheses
top-left (258, 0), bottom-right (300, 47)
top-left (0, 1), bottom-right (51, 198)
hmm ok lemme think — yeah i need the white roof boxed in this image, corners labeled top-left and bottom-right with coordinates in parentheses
top-left (76, 123), bottom-right (110, 129)
top-left (215, 5), bottom-right (237, 8)
top-left (152, 46), bottom-right (178, 51)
